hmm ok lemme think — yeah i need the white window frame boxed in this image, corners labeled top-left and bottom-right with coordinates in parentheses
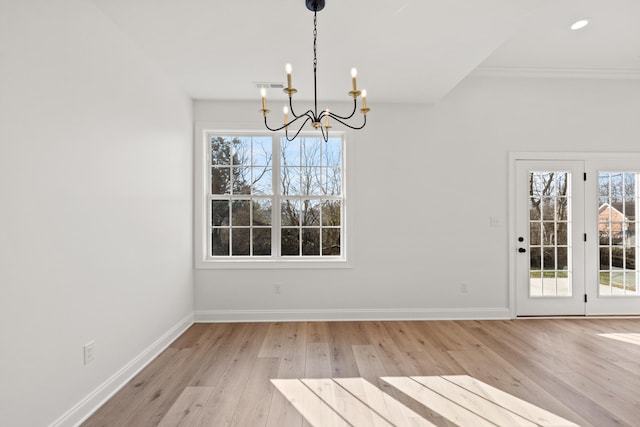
top-left (194, 122), bottom-right (352, 269)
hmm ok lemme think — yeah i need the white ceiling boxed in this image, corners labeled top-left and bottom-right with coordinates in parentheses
top-left (92, 0), bottom-right (640, 104)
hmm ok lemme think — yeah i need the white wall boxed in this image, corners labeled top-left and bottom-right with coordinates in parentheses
top-left (193, 76), bottom-right (640, 321)
top-left (0, 1), bottom-right (193, 426)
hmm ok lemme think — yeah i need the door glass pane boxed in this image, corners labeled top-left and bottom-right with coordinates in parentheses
top-left (598, 172), bottom-right (639, 296)
top-left (529, 171), bottom-right (572, 296)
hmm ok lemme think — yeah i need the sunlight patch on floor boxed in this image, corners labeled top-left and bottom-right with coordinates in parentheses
top-left (271, 375), bottom-right (578, 427)
top-left (598, 333), bottom-right (640, 346)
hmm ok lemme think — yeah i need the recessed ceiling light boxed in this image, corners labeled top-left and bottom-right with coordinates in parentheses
top-left (570, 19), bottom-right (590, 30)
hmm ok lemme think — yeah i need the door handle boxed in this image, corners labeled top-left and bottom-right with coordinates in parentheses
top-left (518, 248), bottom-right (526, 253)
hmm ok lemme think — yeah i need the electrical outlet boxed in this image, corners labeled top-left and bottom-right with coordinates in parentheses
top-left (460, 282), bottom-right (469, 293)
top-left (84, 341), bottom-right (95, 365)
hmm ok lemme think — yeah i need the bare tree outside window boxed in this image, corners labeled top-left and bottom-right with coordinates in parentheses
top-left (208, 134), bottom-right (343, 259)
top-left (528, 171), bottom-right (570, 296)
top-left (280, 137), bottom-right (342, 256)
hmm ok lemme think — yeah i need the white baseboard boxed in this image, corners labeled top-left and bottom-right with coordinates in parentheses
top-left (194, 308), bottom-right (511, 322)
top-left (49, 312), bottom-right (194, 427)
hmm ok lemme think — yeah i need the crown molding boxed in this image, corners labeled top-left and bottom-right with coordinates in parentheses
top-left (473, 66), bottom-right (640, 80)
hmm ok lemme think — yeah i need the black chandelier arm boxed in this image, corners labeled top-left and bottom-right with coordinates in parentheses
top-left (319, 124), bottom-right (328, 142)
top-left (264, 111), bottom-right (315, 133)
top-left (289, 96), bottom-right (315, 119)
top-left (328, 113), bottom-right (367, 130)
top-left (265, 113), bottom-right (320, 141)
top-left (288, 98), bottom-right (316, 122)
top-left (284, 116), bottom-right (314, 141)
top-left (319, 99), bottom-right (358, 121)
top-left (289, 108), bottom-right (316, 124)
top-left (263, 116), bottom-right (288, 133)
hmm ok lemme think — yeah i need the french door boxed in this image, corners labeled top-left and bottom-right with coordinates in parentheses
top-left (585, 160), bottom-right (640, 314)
top-left (514, 157), bottom-right (640, 316)
top-left (515, 160), bottom-right (585, 316)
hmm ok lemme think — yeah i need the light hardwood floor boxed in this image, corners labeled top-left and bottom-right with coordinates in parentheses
top-left (82, 319), bottom-right (640, 426)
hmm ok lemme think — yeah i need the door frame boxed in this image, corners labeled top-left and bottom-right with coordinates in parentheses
top-left (514, 159), bottom-right (585, 316)
top-left (585, 159), bottom-right (640, 314)
top-left (508, 152), bottom-right (640, 318)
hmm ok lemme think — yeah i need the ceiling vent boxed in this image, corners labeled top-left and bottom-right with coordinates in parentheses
top-left (254, 82), bottom-right (286, 89)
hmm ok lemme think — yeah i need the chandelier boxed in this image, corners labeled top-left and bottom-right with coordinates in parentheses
top-left (260, 0), bottom-right (369, 142)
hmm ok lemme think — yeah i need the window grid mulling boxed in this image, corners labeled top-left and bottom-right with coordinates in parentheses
top-left (208, 133), bottom-right (343, 259)
top-left (279, 136), bottom-right (342, 257)
top-left (529, 171), bottom-right (572, 297)
top-left (598, 172), bottom-right (638, 296)
top-left (210, 136), bottom-right (273, 257)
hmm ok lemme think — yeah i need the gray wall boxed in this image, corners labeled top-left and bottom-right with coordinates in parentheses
top-left (193, 76), bottom-right (640, 320)
top-left (0, 1), bottom-right (193, 425)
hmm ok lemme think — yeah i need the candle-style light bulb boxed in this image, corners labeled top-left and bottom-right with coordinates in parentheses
top-left (325, 109), bottom-right (330, 127)
top-left (350, 68), bottom-right (357, 92)
top-left (285, 64), bottom-right (292, 90)
top-left (261, 88), bottom-right (266, 110)
top-left (283, 106), bottom-right (289, 125)
top-left (361, 89), bottom-right (367, 109)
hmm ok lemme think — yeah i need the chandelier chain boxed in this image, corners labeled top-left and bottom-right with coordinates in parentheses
top-left (313, 10), bottom-right (318, 118)
top-left (313, 11), bottom-right (317, 72)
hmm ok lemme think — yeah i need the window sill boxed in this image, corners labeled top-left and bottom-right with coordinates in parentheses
top-left (195, 258), bottom-right (352, 270)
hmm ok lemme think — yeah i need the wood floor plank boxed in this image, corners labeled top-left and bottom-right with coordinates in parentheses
top-left (305, 342), bottom-right (332, 378)
top-left (271, 379), bottom-right (350, 427)
top-left (157, 386), bottom-right (213, 427)
top-left (352, 343), bottom-right (444, 424)
top-left (82, 346), bottom-right (182, 425)
top-left (258, 322), bottom-right (298, 358)
top-left (382, 376), bottom-right (496, 426)
top-left (119, 348), bottom-right (199, 426)
top-left (265, 322), bottom-right (308, 427)
top-left (465, 321), bottom-right (631, 426)
top-left (119, 325), bottom-right (238, 427)
top-left (327, 321), bottom-right (364, 378)
top-left (169, 323), bottom-right (212, 349)
top-left (192, 323), bottom-right (270, 427)
top-left (265, 389), bottom-right (304, 427)
top-left (306, 321), bottom-right (330, 343)
top-left (443, 375), bottom-right (578, 427)
top-left (555, 371), bottom-right (640, 426)
top-left (447, 347), bottom-right (589, 425)
top-left (352, 344), bottom-right (386, 379)
top-left (407, 323), bottom-right (468, 375)
top-left (275, 321), bottom-right (308, 378)
top-left (82, 319), bottom-right (640, 427)
top-left (412, 375), bottom-right (538, 426)
top-left (384, 321), bottom-right (434, 353)
top-left (190, 322), bottom-right (254, 387)
top-left (425, 321), bottom-right (485, 352)
top-left (362, 321), bottom-right (413, 377)
top-left (302, 378), bottom-right (393, 426)
top-left (471, 320), bottom-right (574, 375)
top-left (229, 357), bottom-right (281, 427)
top-left (334, 377), bottom-right (436, 427)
